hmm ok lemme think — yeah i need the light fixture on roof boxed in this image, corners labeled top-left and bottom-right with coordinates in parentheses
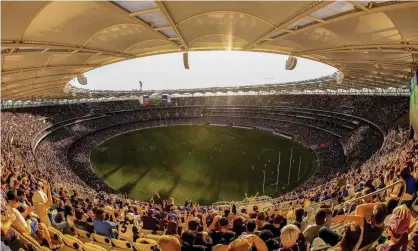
top-left (285, 56), bottom-right (297, 70)
top-left (336, 72), bottom-right (344, 84)
top-left (183, 52), bottom-right (190, 69)
top-left (77, 74), bottom-right (88, 85)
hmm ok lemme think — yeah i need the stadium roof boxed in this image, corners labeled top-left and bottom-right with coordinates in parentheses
top-left (2, 1), bottom-right (418, 100)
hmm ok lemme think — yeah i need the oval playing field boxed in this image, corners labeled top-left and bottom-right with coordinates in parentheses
top-left (91, 125), bottom-right (317, 204)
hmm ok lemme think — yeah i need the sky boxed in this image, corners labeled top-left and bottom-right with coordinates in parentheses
top-left (71, 51), bottom-right (337, 91)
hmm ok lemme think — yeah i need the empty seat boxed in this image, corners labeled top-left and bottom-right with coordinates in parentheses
top-left (111, 238), bottom-right (133, 250)
top-left (144, 235), bottom-right (160, 242)
top-left (138, 229), bottom-right (153, 236)
top-left (74, 228), bottom-right (93, 241)
top-left (83, 243), bottom-right (108, 251)
top-left (155, 231), bottom-right (165, 236)
top-left (91, 234), bottom-right (112, 249)
top-left (133, 238), bottom-right (158, 251)
top-left (62, 234), bottom-right (84, 251)
top-left (48, 227), bottom-right (64, 244)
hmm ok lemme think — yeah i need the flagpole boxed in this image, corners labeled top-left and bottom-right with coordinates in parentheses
top-left (297, 156), bottom-right (302, 181)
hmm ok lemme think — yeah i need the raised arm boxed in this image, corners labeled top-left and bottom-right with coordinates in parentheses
top-left (332, 215), bottom-right (365, 228)
top-left (45, 183), bottom-right (53, 208)
top-left (355, 203), bottom-right (378, 218)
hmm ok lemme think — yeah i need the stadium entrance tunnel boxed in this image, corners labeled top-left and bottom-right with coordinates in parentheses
top-left (90, 125), bottom-right (318, 205)
top-left (69, 51), bottom-right (338, 93)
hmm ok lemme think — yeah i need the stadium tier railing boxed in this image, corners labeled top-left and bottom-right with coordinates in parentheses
top-left (1, 88), bottom-right (409, 109)
top-left (339, 180), bottom-right (406, 215)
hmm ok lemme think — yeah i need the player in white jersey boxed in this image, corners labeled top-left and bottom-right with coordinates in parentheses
top-left (118, 213), bottom-right (139, 242)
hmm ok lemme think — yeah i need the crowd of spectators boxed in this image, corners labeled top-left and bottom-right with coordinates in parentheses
top-left (1, 95), bottom-right (416, 251)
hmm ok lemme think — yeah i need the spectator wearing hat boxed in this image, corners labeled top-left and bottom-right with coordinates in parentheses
top-left (378, 205), bottom-right (411, 251)
top-left (118, 212), bottom-right (139, 242)
top-left (310, 238), bottom-right (331, 251)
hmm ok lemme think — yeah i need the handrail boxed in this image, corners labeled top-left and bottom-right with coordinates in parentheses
top-left (342, 180), bottom-right (406, 216)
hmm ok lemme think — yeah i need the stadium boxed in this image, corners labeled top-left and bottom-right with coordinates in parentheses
top-left (1, 1), bottom-right (418, 251)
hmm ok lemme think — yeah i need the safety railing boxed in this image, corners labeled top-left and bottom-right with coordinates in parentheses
top-left (340, 180), bottom-right (406, 217)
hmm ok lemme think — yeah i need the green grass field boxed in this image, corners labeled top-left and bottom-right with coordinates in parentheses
top-left (91, 125), bottom-right (317, 204)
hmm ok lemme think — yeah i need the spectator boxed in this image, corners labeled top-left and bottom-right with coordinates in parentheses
top-left (159, 235), bottom-right (181, 251)
top-left (278, 224), bottom-right (307, 251)
top-left (332, 202), bottom-right (388, 249)
top-left (329, 223), bottom-right (362, 251)
top-left (93, 208), bottom-right (117, 238)
top-left (141, 209), bottom-right (159, 231)
top-left (262, 214), bottom-right (283, 238)
top-left (303, 209), bottom-right (327, 243)
top-left (118, 213), bottom-right (139, 242)
top-left (378, 205), bottom-right (411, 251)
top-left (74, 208), bottom-right (94, 233)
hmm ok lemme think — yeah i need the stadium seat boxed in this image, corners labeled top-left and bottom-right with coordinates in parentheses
top-left (74, 228), bottom-right (93, 241)
top-left (82, 243), bottom-right (108, 251)
top-left (62, 234), bottom-right (84, 251)
top-left (48, 226), bottom-right (65, 244)
top-left (91, 234), bottom-right (112, 249)
top-left (111, 238), bottom-right (133, 250)
top-left (21, 232), bottom-right (52, 251)
top-left (133, 239), bottom-right (158, 251)
top-left (69, 226), bottom-right (76, 236)
top-left (155, 231), bottom-right (165, 236)
top-left (138, 229), bottom-right (153, 236)
top-left (144, 235), bottom-right (160, 242)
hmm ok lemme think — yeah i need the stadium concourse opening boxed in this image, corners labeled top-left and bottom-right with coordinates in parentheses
top-left (91, 125), bottom-right (317, 204)
top-left (69, 51), bottom-right (337, 92)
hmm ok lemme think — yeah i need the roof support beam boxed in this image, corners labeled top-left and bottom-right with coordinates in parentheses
top-left (349, 1), bottom-right (370, 12)
top-left (108, 2), bottom-right (182, 50)
top-left (305, 15), bottom-right (326, 24)
top-left (3, 83), bottom-right (65, 97)
top-left (154, 26), bottom-right (172, 31)
top-left (129, 7), bottom-right (160, 17)
top-left (2, 64), bottom-right (97, 75)
top-left (155, 1), bottom-right (188, 50)
top-left (292, 43), bottom-right (418, 55)
top-left (2, 78), bottom-right (69, 91)
top-left (244, 1), bottom-right (333, 50)
top-left (8, 48), bottom-right (16, 55)
top-left (2, 41), bottom-right (134, 58)
top-left (272, 1), bottom-right (418, 42)
top-left (3, 72), bottom-right (76, 86)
